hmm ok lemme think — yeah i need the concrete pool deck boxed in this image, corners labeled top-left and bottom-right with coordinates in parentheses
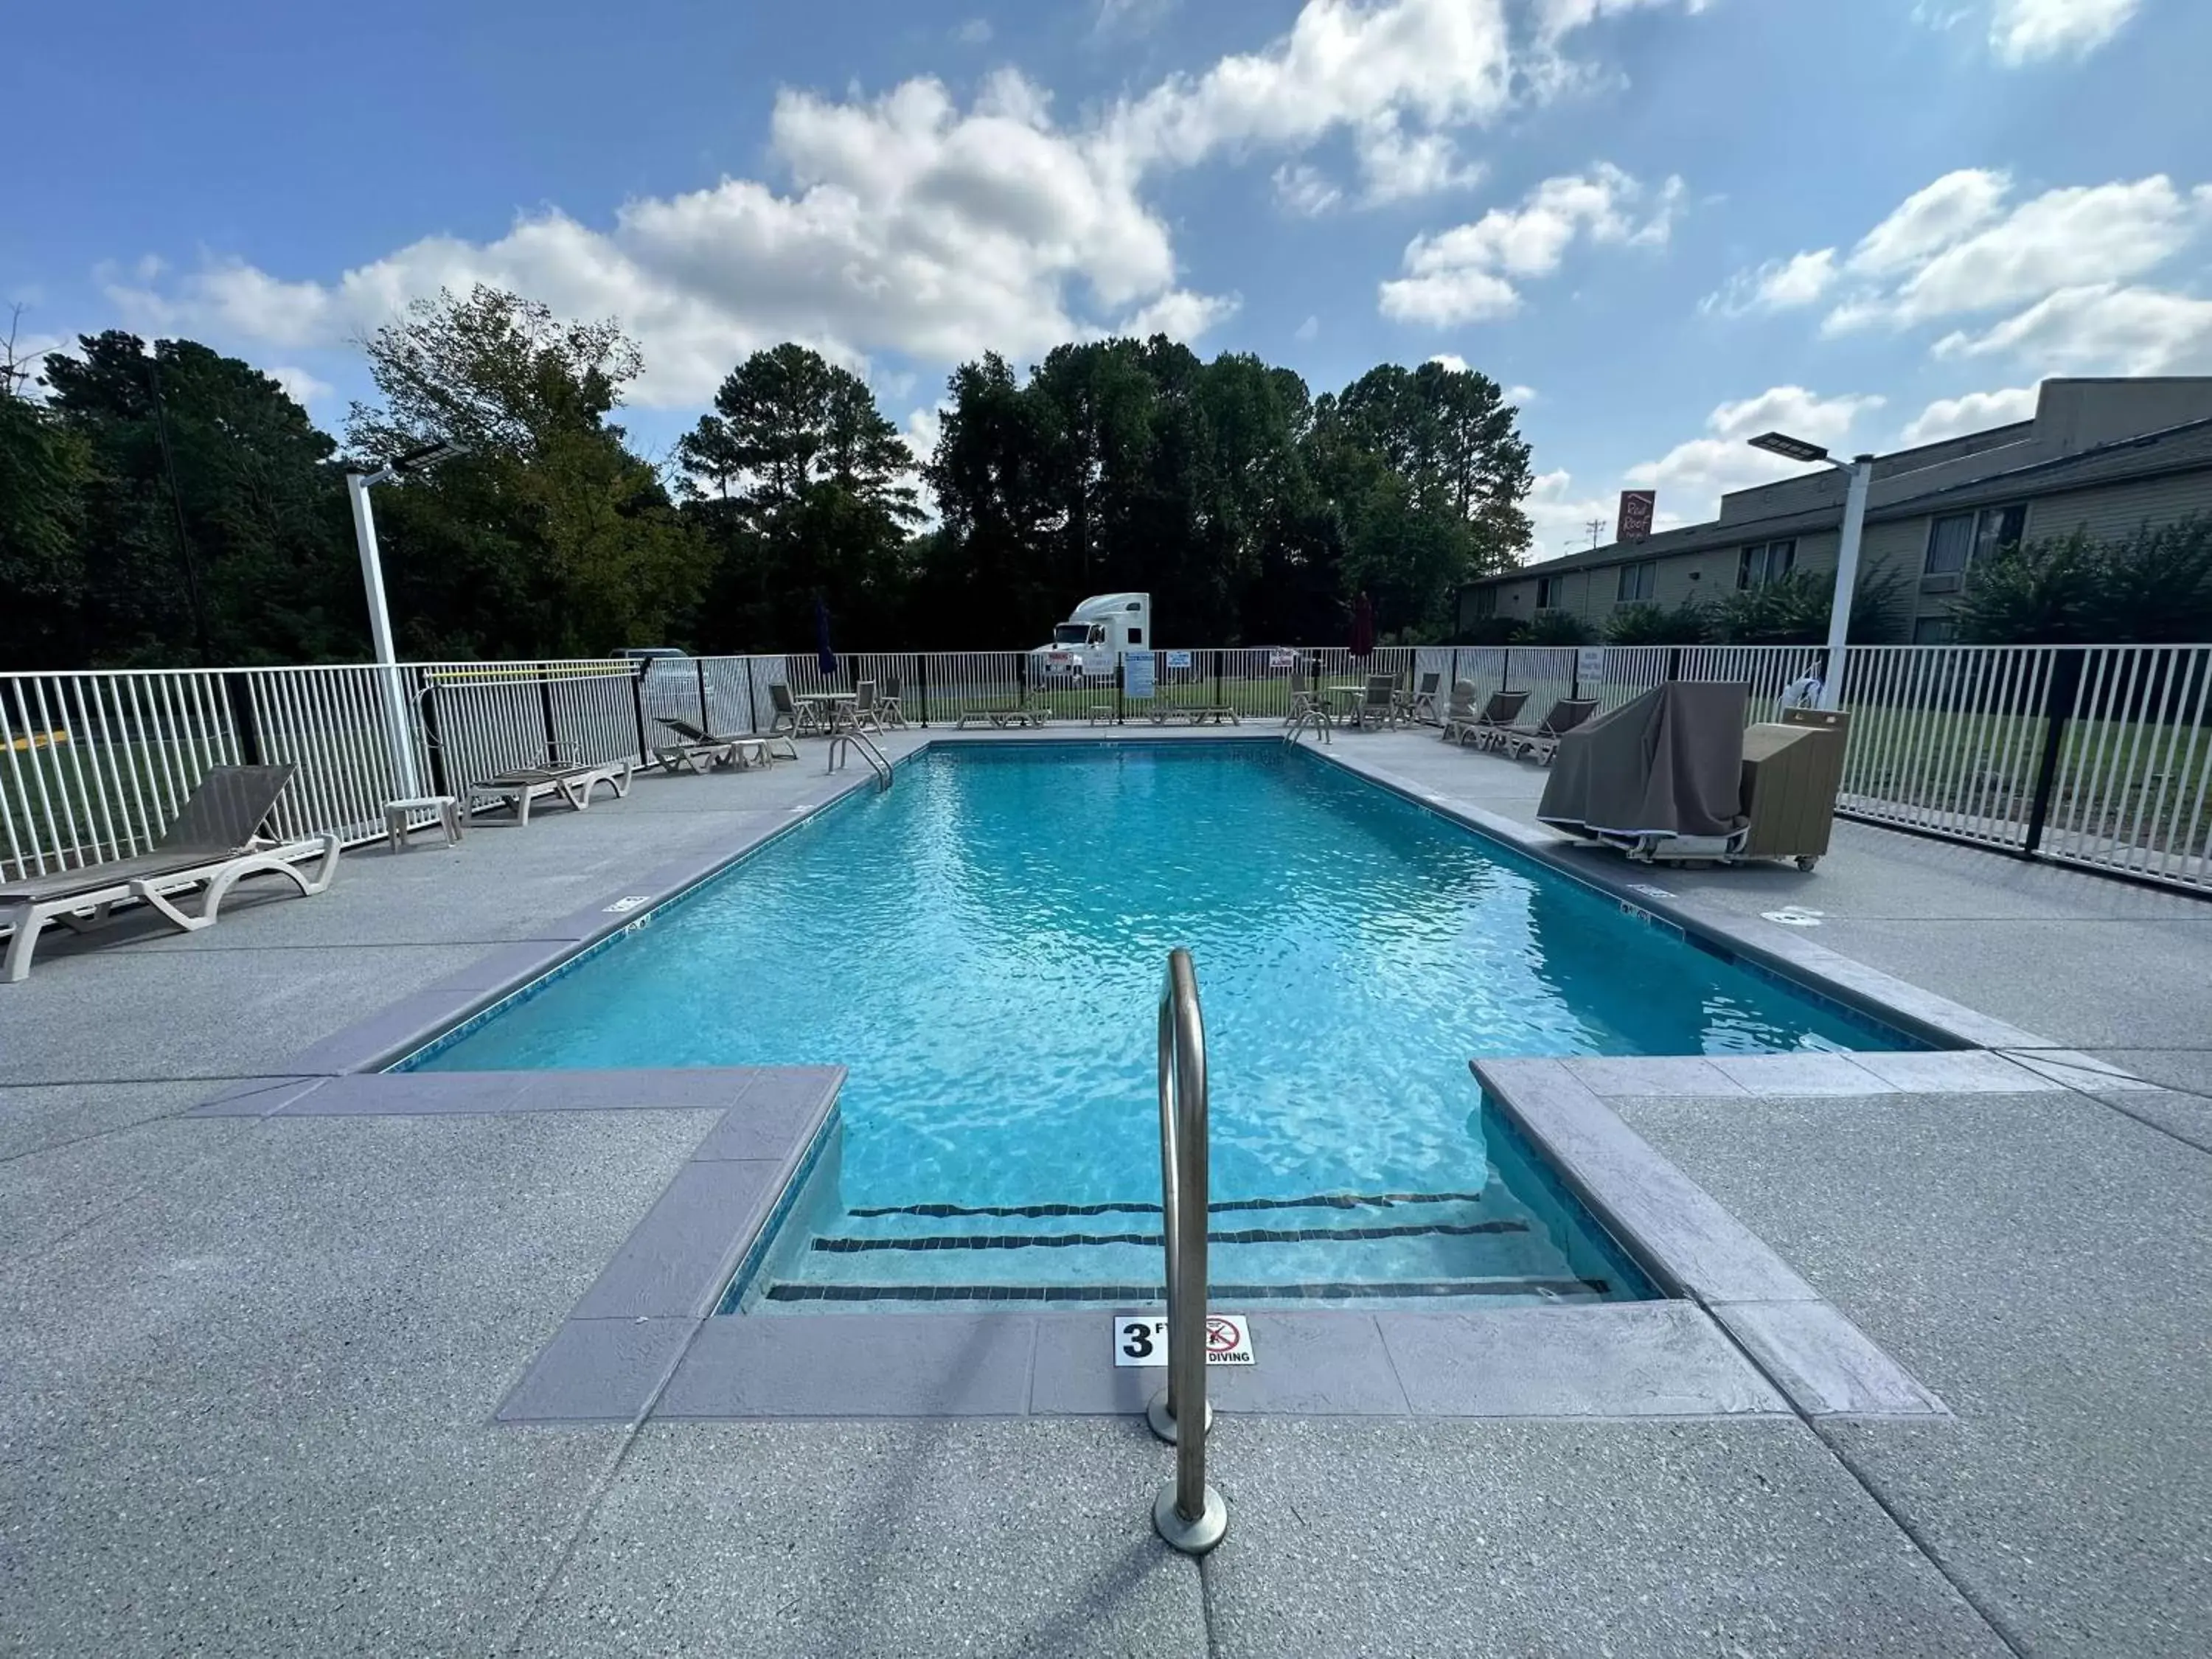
top-left (3, 725), bottom-right (2209, 1655)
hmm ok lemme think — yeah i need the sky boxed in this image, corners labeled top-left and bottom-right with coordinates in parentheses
top-left (10, 0), bottom-right (2211, 559)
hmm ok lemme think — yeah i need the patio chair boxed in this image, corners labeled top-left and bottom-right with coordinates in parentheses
top-left (1, 763), bottom-right (338, 983)
top-left (1502, 697), bottom-right (1601, 765)
top-left (1400, 671), bottom-right (1442, 726)
top-left (880, 673), bottom-right (910, 729)
top-left (768, 682), bottom-right (820, 739)
top-left (655, 717), bottom-right (782, 771)
top-left (1286, 655), bottom-right (1329, 728)
top-left (851, 680), bottom-right (885, 734)
top-left (1351, 674), bottom-right (1398, 731)
top-left (1442, 686), bottom-right (1531, 748)
top-left (466, 758), bottom-right (633, 825)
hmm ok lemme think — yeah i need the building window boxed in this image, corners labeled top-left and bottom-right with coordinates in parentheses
top-left (1737, 540), bottom-right (1796, 589)
top-left (1615, 560), bottom-right (1656, 603)
top-left (1913, 616), bottom-right (1956, 645)
top-left (1926, 503), bottom-right (2025, 577)
top-left (1468, 586), bottom-right (1497, 619)
top-left (1536, 576), bottom-right (1561, 610)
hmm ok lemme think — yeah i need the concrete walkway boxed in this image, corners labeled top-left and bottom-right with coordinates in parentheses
top-left (2, 727), bottom-right (2208, 1656)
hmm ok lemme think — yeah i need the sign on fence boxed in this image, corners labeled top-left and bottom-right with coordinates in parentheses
top-left (1124, 651), bottom-right (1156, 698)
top-left (1577, 646), bottom-right (1606, 685)
top-left (1165, 650), bottom-right (1192, 670)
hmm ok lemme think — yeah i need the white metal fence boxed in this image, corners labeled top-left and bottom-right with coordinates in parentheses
top-left (4, 642), bottom-right (2208, 893)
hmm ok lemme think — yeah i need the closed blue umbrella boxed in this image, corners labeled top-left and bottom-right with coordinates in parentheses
top-left (813, 595), bottom-right (838, 679)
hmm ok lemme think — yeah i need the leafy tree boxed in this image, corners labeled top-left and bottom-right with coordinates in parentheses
top-left (1712, 566), bottom-right (1900, 644)
top-left (1524, 609), bottom-right (1593, 645)
top-left (1310, 360), bottom-right (1532, 639)
top-left (348, 286), bottom-right (712, 658)
top-left (678, 344), bottom-right (920, 650)
top-left (1604, 598), bottom-right (1711, 644)
top-left (0, 390), bottom-right (91, 668)
top-left (40, 331), bottom-right (360, 666)
top-left (1952, 517), bottom-right (2212, 644)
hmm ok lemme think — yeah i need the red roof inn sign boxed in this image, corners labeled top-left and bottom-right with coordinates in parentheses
top-left (1618, 490), bottom-right (1655, 543)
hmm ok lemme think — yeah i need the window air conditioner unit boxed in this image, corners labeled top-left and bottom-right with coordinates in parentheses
top-left (1920, 572), bottom-right (1964, 594)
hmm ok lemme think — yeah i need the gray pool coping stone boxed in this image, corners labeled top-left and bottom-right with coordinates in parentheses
top-left (217, 730), bottom-right (2003, 1430)
top-left (1475, 1057), bottom-right (1952, 1422)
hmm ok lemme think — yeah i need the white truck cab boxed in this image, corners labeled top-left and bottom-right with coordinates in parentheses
top-left (1029, 593), bottom-right (1152, 682)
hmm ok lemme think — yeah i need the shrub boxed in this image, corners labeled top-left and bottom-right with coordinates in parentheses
top-left (1603, 599), bottom-right (1711, 645)
top-left (1955, 515), bottom-right (2212, 644)
top-left (1523, 609), bottom-right (1593, 645)
top-left (1713, 566), bottom-right (1902, 644)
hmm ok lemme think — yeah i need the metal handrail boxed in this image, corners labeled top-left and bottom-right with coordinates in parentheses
top-left (1150, 947), bottom-right (1228, 1556)
top-left (824, 726), bottom-right (893, 789)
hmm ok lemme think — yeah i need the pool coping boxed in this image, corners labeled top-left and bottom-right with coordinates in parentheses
top-left (198, 727), bottom-right (2119, 1425)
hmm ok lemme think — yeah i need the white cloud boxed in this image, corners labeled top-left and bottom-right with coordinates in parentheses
top-left (1354, 117), bottom-right (1482, 206)
top-left (1832, 174), bottom-right (2208, 331)
top-left (111, 0), bottom-right (1714, 403)
top-left (1094, 0), bottom-right (1176, 37)
top-left (1899, 385), bottom-right (2039, 446)
top-left (1293, 314), bottom-right (1320, 341)
top-left (1622, 385), bottom-right (1883, 521)
top-left (1534, 0), bottom-right (1712, 43)
top-left (1506, 382), bottom-right (1536, 403)
top-left (112, 75), bottom-right (1191, 406)
top-left (1107, 0), bottom-right (1517, 175)
top-left (1932, 284), bottom-right (2212, 375)
top-left (1119, 287), bottom-right (1242, 341)
top-left (953, 18), bottom-right (992, 44)
top-left (1701, 248), bottom-right (1837, 316)
top-left (1273, 162), bottom-right (1343, 217)
top-left (1428, 352), bottom-right (1470, 372)
top-left (1989, 0), bottom-right (2138, 64)
top-left (265, 364), bottom-right (333, 406)
top-left (1378, 163), bottom-right (1683, 325)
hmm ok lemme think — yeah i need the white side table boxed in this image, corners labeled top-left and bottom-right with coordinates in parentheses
top-left (385, 794), bottom-right (464, 852)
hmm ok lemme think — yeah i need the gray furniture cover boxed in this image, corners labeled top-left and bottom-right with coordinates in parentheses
top-left (1537, 684), bottom-right (1751, 839)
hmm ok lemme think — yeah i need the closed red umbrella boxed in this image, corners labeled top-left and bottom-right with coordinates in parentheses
top-left (1349, 592), bottom-right (1376, 660)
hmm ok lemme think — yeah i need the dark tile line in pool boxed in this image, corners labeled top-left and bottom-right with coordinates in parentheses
top-left (809, 1217), bottom-right (1531, 1253)
top-left (762, 1276), bottom-right (1610, 1303)
top-left (847, 1187), bottom-right (1498, 1220)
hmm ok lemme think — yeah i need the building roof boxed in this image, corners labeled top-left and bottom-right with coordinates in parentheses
top-left (1475, 409), bottom-right (2212, 588)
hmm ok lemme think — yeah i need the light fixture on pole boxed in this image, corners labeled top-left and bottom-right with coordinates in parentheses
top-left (345, 439), bottom-right (468, 799)
top-left (1747, 431), bottom-right (1875, 712)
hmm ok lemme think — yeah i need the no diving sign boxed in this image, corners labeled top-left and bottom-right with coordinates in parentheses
top-left (1112, 1312), bottom-right (1255, 1367)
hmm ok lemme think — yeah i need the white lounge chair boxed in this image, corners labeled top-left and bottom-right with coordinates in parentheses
top-left (466, 758), bottom-right (633, 824)
top-left (1, 764), bottom-right (338, 983)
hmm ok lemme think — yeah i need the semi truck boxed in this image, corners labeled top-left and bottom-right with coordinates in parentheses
top-left (1028, 593), bottom-right (1152, 682)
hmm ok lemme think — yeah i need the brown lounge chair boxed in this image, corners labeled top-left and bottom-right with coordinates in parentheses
top-left (1502, 697), bottom-right (1600, 765)
top-left (0, 763), bottom-right (338, 983)
top-left (1440, 685), bottom-right (1530, 748)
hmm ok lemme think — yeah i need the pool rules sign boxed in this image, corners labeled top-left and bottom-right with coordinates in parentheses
top-left (1113, 1312), bottom-right (1256, 1367)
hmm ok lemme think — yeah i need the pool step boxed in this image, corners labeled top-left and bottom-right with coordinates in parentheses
top-left (762, 1185), bottom-right (1615, 1307)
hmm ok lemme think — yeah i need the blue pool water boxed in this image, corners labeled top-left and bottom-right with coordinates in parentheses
top-left (415, 743), bottom-right (1894, 1308)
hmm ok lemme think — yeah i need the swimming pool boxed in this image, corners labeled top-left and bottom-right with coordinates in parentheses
top-left (413, 742), bottom-right (1899, 1309)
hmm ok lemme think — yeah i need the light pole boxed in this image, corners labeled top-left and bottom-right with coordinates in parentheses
top-left (345, 439), bottom-right (466, 799)
top-left (1747, 431), bottom-right (1874, 712)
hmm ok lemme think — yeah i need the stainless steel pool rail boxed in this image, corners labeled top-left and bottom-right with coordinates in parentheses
top-left (824, 726), bottom-right (892, 789)
top-left (1150, 947), bottom-right (1228, 1556)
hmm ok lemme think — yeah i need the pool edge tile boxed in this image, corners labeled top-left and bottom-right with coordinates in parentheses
top-left (495, 1316), bottom-right (702, 1425)
top-left (1377, 1302), bottom-right (1790, 1417)
top-left (1474, 1057), bottom-right (1821, 1306)
top-left (655, 1312), bottom-right (1039, 1417)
